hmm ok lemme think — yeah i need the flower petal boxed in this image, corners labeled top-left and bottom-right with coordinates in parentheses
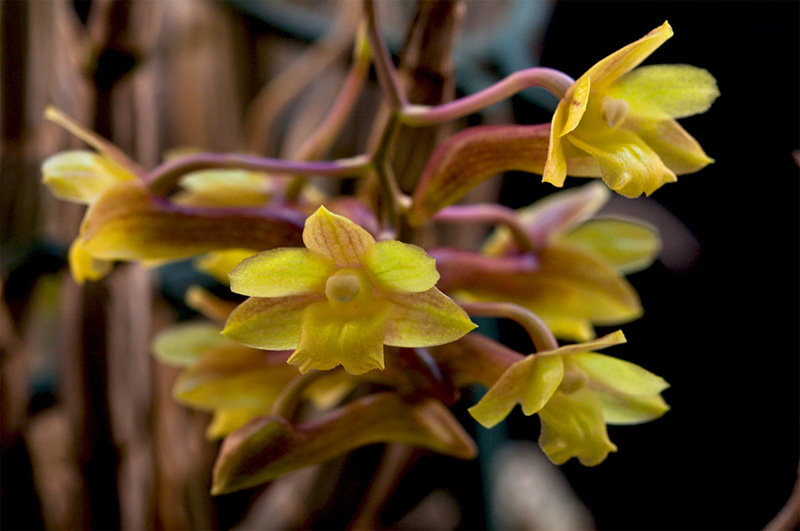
top-left (42, 151), bottom-right (136, 204)
top-left (151, 321), bottom-right (229, 366)
top-left (561, 218), bottom-right (661, 274)
top-left (567, 128), bottom-right (676, 197)
top-left (302, 206), bottom-right (375, 266)
top-left (543, 76), bottom-right (592, 188)
top-left (382, 288), bottom-right (477, 348)
top-left (288, 300), bottom-right (390, 375)
top-left (206, 409), bottom-right (264, 440)
top-left (212, 393), bottom-right (476, 494)
top-left (634, 118), bottom-right (714, 175)
top-left (596, 392), bottom-right (669, 425)
top-left (538, 389), bottom-right (617, 466)
top-left (361, 240), bottom-right (439, 293)
top-left (583, 22), bottom-right (673, 89)
top-left (469, 354), bottom-right (564, 428)
top-left (222, 294), bottom-right (321, 350)
top-left (610, 64), bottom-right (719, 120)
top-left (68, 239), bottom-right (113, 284)
top-left (572, 352), bottom-right (669, 396)
top-left (174, 169), bottom-right (274, 207)
top-left (194, 249), bottom-right (257, 285)
top-left (229, 248), bottom-right (335, 297)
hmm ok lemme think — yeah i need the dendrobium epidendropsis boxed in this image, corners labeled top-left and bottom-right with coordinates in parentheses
top-left (544, 21), bottom-right (719, 197)
top-left (222, 206), bottom-right (477, 375)
top-left (469, 331), bottom-right (669, 466)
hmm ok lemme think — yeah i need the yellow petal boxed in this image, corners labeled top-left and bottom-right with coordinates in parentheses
top-left (302, 206), bottom-right (375, 266)
top-left (42, 150), bottom-right (136, 204)
top-left (567, 128), bottom-right (677, 197)
top-left (543, 76), bottom-right (591, 188)
top-left (68, 239), bottom-right (113, 284)
top-left (175, 169), bottom-right (274, 207)
top-left (382, 288), bottom-right (477, 348)
top-left (609, 64), bottom-right (719, 120)
top-left (469, 354), bottom-right (564, 428)
top-left (572, 352), bottom-right (669, 396)
top-left (288, 300), bottom-right (390, 375)
top-left (596, 392), bottom-right (669, 425)
top-left (561, 218), bottom-right (661, 274)
top-left (194, 249), bottom-right (257, 285)
top-left (361, 240), bottom-right (439, 293)
top-left (539, 330), bottom-right (627, 358)
top-left (206, 409), bottom-right (263, 440)
top-left (583, 22), bottom-right (673, 89)
top-left (151, 321), bottom-right (229, 366)
top-left (538, 389), bottom-right (617, 466)
top-left (222, 294), bottom-right (321, 350)
top-left (229, 248), bottom-right (335, 297)
top-left (634, 118), bottom-right (714, 175)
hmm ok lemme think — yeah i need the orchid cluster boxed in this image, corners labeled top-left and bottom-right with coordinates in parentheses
top-left (42, 6), bottom-right (717, 501)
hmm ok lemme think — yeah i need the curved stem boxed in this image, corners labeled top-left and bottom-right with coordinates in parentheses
top-left (433, 203), bottom-right (537, 253)
top-left (459, 301), bottom-right (558, 353)
top-left (399, 68), bottom-right (575, 126)
top-left (370, 113), bottom-right (410, 231)
top-left (363, 0), bottom-right (408, 110)
top-left (146, 153), bottom-right (373, 196)
top-left (270, 370), bottom-right (330, 421)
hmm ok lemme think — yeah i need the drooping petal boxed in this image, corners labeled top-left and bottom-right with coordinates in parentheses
top-left (229, 248), bottom-right (335, 297)
top-left (543, 76), bottom-right (592, 188)
top-left (583, 21), bottom-right (673, 89)
top-left (68, 239), bottom-right (113, 284)
top-left (469, 354), bottom-right (564, 428)
top-left (151, 321), bottom-right (229, 366)
top-left (288, 300), bottom-right (391, 375)
top-left (212, 393), bottom-right (477, 494)
top-left (572, 352), bottom-right (669, 396)
top-left (567, 128), bottom-right (677, 197)
top-left (361, 240), bottom-right (439, 293)
top-left (302, 206), bottom-right (375, 266)
top-left (596, 392), bottom-right (669, 425)
top-left (194, 249), bottom-right (257, 285)
top-left (42, 150), bottom-right (136, 204)
top-left (609, 64), bottom-right (719, 120)
top-left (222, 294), bottom-right (322, 350)
top-left (382, 288), bottom-right (477, 348)
top-left (79, 181), bottom-right (305, 261)
top-left (561, 218), bottom-right (661, 274)
top-left (634, 118), bottom-right (714, 175)
top-left (173, 345), bottom-right (296, 411)
top-left (538, 388), bottom-right (617, 466)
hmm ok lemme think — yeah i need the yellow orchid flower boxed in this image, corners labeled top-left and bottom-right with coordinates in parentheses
top-left (544, 22), bottom-right (719, 197)
top-left (469, 331), bottom-right (669, 466)
top-left (222, 206), bottom-right (477, 375)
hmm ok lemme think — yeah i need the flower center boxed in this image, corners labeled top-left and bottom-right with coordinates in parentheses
top-left (325, 271), bottom-right (362, 302)
top-left (601, 96), bottom-right (630, 128)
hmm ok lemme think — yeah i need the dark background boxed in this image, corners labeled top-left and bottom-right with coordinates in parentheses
top-left (500, 2), bottom-right (799, 529)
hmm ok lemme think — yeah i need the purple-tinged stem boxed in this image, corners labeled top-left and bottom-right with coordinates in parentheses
top-left (434, 203), bottom-right (537, 253)
top-left (399, 68), bottom-right (574, 126)
top-left (459, 301), bottom-right (558, 353)
top-left (363, 0), bottom-right (408, 110)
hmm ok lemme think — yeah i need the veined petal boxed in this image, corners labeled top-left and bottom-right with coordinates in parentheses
top-left (151, 321), bottom-right (229, 366)
top-left (572, 352), bottom-right (669, 396)
top-left (382, 288), bottom-right (477, 348)
top-left (212, 393), bottom-right (476, 493)
top-left (597, 392), bottom-right (669, 425)
top-left (538, 389), bottom-right (617, 466)
top-left (223, 294), bottom-right (321, 350)
top-left (173, 345), bottom-right (296, 411)
top-left (583, 22), bottom-right (673, 89)
top-left (288, 300), bottom-right (390, 375)
top-left (469, 354), bottom-right (564, 428)
top-left (42, 151), bottom-right (136, 204)
top-left (610, 64), bottom-right (719, 120)
top-left (634, 118), bottom-right (714, 175)
top-left (68, 239), bottom-right (113, 284)
top-left (562, 218), bottom-right (661, 274)
top-left (194, 249), bottom-right (257, 285)
top-left (229, 248), bottom-right (335, 297)
top-left (303, 206), bottom-right (375, 266)
top-left (362, 240), bottom-right (439, 293)
top-left (567, 129), bottom-right (677, 197)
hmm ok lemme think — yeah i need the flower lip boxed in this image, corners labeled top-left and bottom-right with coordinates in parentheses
top-left (601, 96), bottom-right (630, 128)
top-left (326, 271), bottom-right (362, 302)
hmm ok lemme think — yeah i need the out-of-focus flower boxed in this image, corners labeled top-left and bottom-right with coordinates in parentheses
top-left (469, 331), bottom-right (669, 466)
top-left (436, 182), bottom-right (660, 341)
top-left (543, 22), bottom-right (719, 197)
top-left (223, 206), bottom-right (476, 375)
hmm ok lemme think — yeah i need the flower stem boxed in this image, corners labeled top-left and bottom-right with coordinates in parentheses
top-left (433, 203), bottom-right (538, 253)
top-left (399, 68), bottom-right (575, 126)
top-left (363, 0), bottom-right (408, 110)
top-left (270, 370), bottom-right (330, 421)
top-left (459, 301), bottom-right (558, 352)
